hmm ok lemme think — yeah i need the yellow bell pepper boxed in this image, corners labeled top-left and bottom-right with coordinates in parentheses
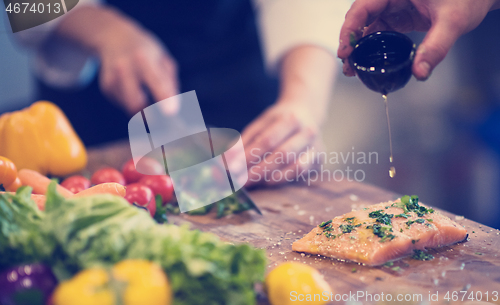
top-left (265, 262), bottom-right (332, 305)
top-left (0, 101), bottom-right (87, 176)
top-left (53, 260), bottom-right (172, 305)
top-left (53, 268), bottom-right (114, 305)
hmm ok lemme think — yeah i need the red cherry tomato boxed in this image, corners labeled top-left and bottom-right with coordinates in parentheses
top-left (139, 175), bottom-right (174, 204)
top-left (122, 158), bottom-right (164, 184)
top-left (61, 175), bottom-right (91, 194)
top-left (124, 183), bottom-right (156, 217)
top-left (91, 167), bottom-right (126, 186)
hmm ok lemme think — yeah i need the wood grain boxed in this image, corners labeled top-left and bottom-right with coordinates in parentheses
top-left (87, 141), bottom-right (500, 305)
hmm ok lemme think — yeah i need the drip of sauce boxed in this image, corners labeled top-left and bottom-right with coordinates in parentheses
top-left (389, 166), bottom-right (396, 178)
top-left (383, 94), bottom-right (396, 178)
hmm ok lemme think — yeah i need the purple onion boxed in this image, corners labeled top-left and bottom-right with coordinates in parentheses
top-left (0, 264), bottom-right (58, 305)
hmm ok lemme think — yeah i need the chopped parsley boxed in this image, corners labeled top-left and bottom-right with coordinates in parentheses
top-left (351, 268), bottom-right (357, 273)
top-left (395, 195), bottom-right (434, 216)
top-left (406, 219), bottom-right (425, 227)
top-left (395, 213), bottom-right (409, 218)
top-left (319, 220), bottom-right (332, 228)
top-left (345, 217), bottom-right (356, 223)
top-left (319, 218), bottom-right (362, 238)
top-left (391, 266), bottom-right (401, 272)
top-left (323, 224), bottom-right (334, 232)
top-left (367, 223), bottom-right (396, 242)
top-left (411, 239), bottom-right (420, 244)
top-left (412, 249), bottom-right (434, 261)
top-left (369, 210), bottom-right (394, 225)
top-left (318, 221), bottom-right (336, 238)
top-left (380, 234), bottom-right (396, 242)
top-left (383, 261), bottom-right (394, 267)
top-left (340, 224), bottom-right (355, 233)
top-left (324, 232), bottom-right (335, 239)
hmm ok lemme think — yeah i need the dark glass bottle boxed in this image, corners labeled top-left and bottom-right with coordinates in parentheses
top-left (349, 31), bottom-right (416, 95)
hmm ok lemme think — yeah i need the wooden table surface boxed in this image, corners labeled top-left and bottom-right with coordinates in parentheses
top-left (87, 141), bottom-right (500, 305)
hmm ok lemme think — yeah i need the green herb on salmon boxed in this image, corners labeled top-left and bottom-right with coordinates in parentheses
top-left (367, 224), bottom-right (396, 242)
top-left (339, 223), bottom-right (362, 234)
top-left (319, 220), bottom-right (332, 228)
top-left (406, 219), bottom-right (425, 227)
top-left (412, 249), bottom-right (434, 261)
top-left (369, 210), bottom-right (394, 225)
top-left (393, 195), bottom-right (434, 217)
top-left (345, 217), bottom-right (356, 223)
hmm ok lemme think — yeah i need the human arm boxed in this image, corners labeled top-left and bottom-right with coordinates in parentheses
top-left (242, 45), bottom-right (337, 186)
top-left (238, 0), bottom-right (351, 186)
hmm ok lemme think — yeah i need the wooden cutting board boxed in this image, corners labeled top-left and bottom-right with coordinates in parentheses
top-left (87, 141), bottom-right (500, 305)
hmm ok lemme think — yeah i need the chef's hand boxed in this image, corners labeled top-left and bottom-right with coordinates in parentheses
top-left (54, 6), bottom-right (178, 114)
top-left (242, 100), bottom-right (325, 186)
top-left (338, 0), bottom-right (500, 80)
top-left (237, 46), bottom-right (337, 187)
top-left (97, 24), bottom-right (178, 115)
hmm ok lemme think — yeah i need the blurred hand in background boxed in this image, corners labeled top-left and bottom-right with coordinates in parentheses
top-left (54, 6), bottom-right (178, 115)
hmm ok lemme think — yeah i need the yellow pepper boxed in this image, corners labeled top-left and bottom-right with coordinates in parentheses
top-left (53, 268), bottom-right (114, 305)
top-left (265, 262), bottom-right (332, 305)
top-left (0, 101), bottom-right (87, 176)
top-left (53, 260), bottom-right (172, 305)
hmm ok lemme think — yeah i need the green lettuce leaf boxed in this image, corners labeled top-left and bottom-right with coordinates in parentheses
top-left (43, 183), bottom-right (266, 305)
top-left (0, 186), bottom-right (53, 270)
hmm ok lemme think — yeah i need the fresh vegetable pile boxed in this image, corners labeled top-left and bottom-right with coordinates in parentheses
top-left (60, 157), bottom-right (254, 220)
top-left (0, 184), bottom-right (266, 305)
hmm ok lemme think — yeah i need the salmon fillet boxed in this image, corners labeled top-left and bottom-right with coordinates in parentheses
top-left (292, 196), bottom-right (467, 266)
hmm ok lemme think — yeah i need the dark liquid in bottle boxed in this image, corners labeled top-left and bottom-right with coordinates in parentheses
top-left (350, 32), bottom-right (415, 95)
top-left (383, 95), bottom-right (396, 178)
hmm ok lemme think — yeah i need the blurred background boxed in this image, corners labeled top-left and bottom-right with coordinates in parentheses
top-left (1, 8), bottom-right (500, 228)
top-left (0, 12), bottom-right (34, 112)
